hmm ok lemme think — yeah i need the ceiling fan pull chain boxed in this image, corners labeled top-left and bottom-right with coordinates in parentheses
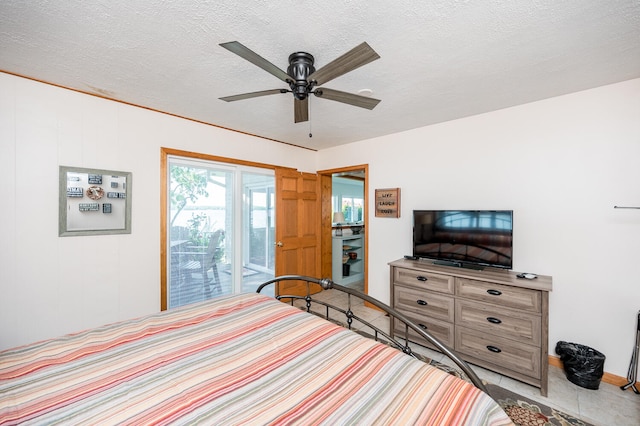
top-left (309, 100), bottom-right (312, 138)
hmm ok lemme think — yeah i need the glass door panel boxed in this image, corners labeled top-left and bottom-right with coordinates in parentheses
top-left (168, 159), bottom-right (233, 308)
top-left (167, 157), bottom-right (274, 309)
top-left (241, 172), bottom-right (275, 293)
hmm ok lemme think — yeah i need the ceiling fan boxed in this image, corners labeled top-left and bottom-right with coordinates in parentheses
top-left (219, 41), bottom-right (381, 123)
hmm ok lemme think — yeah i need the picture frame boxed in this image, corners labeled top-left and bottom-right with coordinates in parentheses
top-left (59, 166), bottom-right (132, 236)
top-left (375, 187), bottom-right (401, 218)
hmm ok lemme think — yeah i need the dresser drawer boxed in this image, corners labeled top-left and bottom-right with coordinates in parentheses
top-left (455, 327), bottom-right (540, 379)
top-left (394, 285), bottom-right (454, 322)
top-left (455, 299), bottom-right (541, 346)
top-left (456, 278), bottom-right (541, 312)
top-left (394, 267), bottom-right (454, 294)
top-left (393, 315), bottom-right (454, 348)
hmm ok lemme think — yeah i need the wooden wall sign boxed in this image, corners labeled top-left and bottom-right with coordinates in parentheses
top-left (375, 188), bottom-right (400, 218)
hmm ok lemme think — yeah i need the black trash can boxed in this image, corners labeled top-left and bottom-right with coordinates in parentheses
top-left (555, 341), bottom-right (606, 390)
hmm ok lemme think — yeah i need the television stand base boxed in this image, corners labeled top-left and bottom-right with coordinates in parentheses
top-left (432, 260), bottom-right (485, 270)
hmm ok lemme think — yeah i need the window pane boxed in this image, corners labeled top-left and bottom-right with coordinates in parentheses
top-left (167, 158), bottom-right (274, 309)
top-left (353, 198), bottom-right (364, 222)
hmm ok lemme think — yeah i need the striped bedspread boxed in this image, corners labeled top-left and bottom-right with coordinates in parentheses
top-left (0, 293), bottom-right (512, 425)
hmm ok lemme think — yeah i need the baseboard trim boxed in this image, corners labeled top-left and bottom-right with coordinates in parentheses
top-left (549, 355), bottom-right (639, 390)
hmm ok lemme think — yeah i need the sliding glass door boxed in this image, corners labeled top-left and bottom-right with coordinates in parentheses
top-left (167, 156), bottom-right (274, 309)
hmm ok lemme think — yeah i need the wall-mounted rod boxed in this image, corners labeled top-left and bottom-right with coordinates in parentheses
top-left (614, 206), bottom-right (640, 209)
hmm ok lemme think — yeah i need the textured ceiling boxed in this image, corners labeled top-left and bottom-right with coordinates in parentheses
top-left (1, 1), bottom-right (639, 150)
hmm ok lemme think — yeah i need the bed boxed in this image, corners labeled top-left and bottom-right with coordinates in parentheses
top-left (0, 276), bottom-right (512, 425)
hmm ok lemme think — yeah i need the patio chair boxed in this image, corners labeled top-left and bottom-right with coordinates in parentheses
top-left (179, 229), bottom-right (223, 297)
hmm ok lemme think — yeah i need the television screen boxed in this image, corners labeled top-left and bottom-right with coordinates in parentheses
top-left (413, 210), bottom-right (513, 269)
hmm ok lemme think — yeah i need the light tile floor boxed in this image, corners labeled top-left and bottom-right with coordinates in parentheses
top-left (310, 288), bottom-right (640, 426)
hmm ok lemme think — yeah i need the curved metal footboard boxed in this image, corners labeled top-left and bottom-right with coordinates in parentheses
top-left (256, 275), bottom-right (488, 394)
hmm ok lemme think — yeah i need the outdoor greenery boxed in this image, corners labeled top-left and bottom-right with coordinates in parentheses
top-left (341, 204), bottom-right (363, 223)
top-left (169, 165), bottom-right (225, 255)
top-left (169, 165), bottom-right (209, 227)
top-left (186, 213), bottom-right (210, 247)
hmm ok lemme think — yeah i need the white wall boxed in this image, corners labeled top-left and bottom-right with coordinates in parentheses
top-left (0, 73), bottom-right (315, 350)
top-left (317, 78), bottom-right (640, 378)
top-left (2, 71), bottom-right (639, 380)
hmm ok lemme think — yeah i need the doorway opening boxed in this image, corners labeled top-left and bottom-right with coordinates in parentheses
top-left (318, 165), bottom-right (368, 295)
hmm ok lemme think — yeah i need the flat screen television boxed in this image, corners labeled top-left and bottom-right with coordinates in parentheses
top-left (413, 210), bottom-right (513, 270)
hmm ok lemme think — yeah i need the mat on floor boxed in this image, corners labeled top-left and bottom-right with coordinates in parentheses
top-left (486, 383), bottom-right (594, 426)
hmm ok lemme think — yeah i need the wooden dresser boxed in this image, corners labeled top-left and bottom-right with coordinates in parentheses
top-left (389, 258), bottom-right (553, 396)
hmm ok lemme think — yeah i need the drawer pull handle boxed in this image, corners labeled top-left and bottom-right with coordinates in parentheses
top-left (416, 299), bottom-right (428, 306)
top-left (487, 345), bottom-right (502, 353)
top-left (418, 323), bottom-right (428, 330)
top-left (416, 276), bottom-right (428, 282)
top-left (486, 289), bottom-right (502, 296)
top-left (486, 317), bottom-right (502, 324)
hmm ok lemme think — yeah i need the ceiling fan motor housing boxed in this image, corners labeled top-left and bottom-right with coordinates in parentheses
top-left (287, 52), bottom-right (315, 100)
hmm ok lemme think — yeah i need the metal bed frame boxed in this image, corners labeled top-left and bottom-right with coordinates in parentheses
top-left (257, 275), bottom-right (488, 394)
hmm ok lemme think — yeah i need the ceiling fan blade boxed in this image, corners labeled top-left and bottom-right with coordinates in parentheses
top-left (220, 89), bottom-right (285, 102)
top-left (220, 41), bottom-right (291, 83)
top-left (294, 98), bottom-right (309, 123)
top-left (308, 42), bottom-right (380, 86)
top-left (315, 88), bottom-right (381, 109)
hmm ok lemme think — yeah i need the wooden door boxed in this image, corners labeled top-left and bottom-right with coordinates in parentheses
top-left (274, 167), bottom-right (321, 296)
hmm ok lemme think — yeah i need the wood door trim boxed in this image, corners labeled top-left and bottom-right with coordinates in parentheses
top-left (162, 147), bottom-right (296, 171)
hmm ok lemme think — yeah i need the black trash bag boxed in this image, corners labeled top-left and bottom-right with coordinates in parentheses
top-left (555, 341), bottom-right (606, 390)
top-left (342, 263), bottom-right (350, 276)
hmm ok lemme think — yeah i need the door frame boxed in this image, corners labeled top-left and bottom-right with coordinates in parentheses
top-left (317, 164), bottom-right (368, 294)
top-left (160, 147), bottom-right (286, 310)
